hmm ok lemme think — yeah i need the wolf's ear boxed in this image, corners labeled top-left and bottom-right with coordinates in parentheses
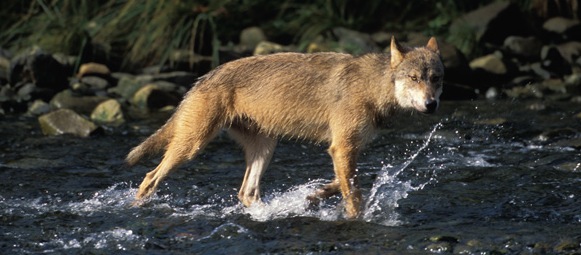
top-left (426, 37), bottom-right (440, 55)
top-left (390, 36), bottom-right (404, 68)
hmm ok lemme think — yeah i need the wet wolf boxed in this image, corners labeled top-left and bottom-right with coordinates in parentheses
top-left (126, 37), bottom-right (444, 219)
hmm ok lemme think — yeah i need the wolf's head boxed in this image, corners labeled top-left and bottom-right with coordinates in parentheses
top-left (390, 37), bottom-right (444, 114)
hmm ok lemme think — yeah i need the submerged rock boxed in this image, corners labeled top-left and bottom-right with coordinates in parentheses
top-left (38, 108), bottom-right (99, 137)
top-left (553, 238), bottom-right (580, 253)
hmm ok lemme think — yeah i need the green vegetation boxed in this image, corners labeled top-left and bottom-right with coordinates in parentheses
top-left (0, 0), bottom-right (534, 71)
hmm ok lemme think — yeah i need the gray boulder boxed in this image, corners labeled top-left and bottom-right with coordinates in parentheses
top-left (38, 109), bottom-right (99, 137)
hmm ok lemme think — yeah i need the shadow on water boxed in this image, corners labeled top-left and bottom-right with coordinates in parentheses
top-left (1, 100), bottom-right (581, 254)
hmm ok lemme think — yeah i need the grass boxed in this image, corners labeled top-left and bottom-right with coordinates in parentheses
top-left (0, 0), bottom-right (537, 71)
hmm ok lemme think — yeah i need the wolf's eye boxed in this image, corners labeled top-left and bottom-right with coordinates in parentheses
top-left (431, 75), bottom-right (441, 83)
top-left (409, 75), bottom-right (419, 82)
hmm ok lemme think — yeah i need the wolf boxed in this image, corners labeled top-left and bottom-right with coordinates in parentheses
top-left (126, 37), bottom-right (444, 219)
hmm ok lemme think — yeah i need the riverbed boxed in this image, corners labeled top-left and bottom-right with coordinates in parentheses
top-left (1, 100), bottom-right (580, 254)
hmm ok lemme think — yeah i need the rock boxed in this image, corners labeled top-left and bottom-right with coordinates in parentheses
top-left (108, 74), bottom-right (152, 100)
top-left (50, 90), bottom-right (109, 114)
top-left (38, 109), bottom-right (99, 137)
top-left (9, 47), bottom-right (69, 92)
top-left (141, 65), bottom-right (166, 75)
top-left (428, 235), bottom-right (459, 243)
top-left (254, 41), bottom-right (288, 55)
top-left (370, 31), bottom-right (393, 47)
top-left (76, 76), bottom-right (110, 93)
top-left (536, 128), bottom-right (577, 142)
top-left (169, 50), bottom-right (213, 74)
top-left (131, 84), bottom-right (180, 110)
top-left (485, 87), bottom-right (499, 99)
top-left (90, 99), bottom-right (124, 126)
top-left (504, 83), bottom-right (543, 99)
top-left (15, 82), bottom-right (35, 102)
top-left (469, 52), bottom-right (514, 86)
top-left (425, 242), bottom-right (452, 253)
top-left (151, 71), bottom-right (196, 87)
top-left (77, 62), bottom-right (110, 78)
top-left (554, 162), bottom-right (581, 172)
top-left (555, 41), bottom-right (581, 64)
top-left (528, 102), bottom-right (547, 111)
top-left (469, 53), bottom-right (506, 74)
top-left (529, 62), bottom-right (552, 79)
top-left (550, 138), bottom-right (581, 149)
top-left (332, 27), bottom-right (380, 53)
top-left (543, 17), bottom-right (579, 34)
top-left (565, 72), bottom-right (581, 86)
top-left (0, 85), bottom-right (15, 102)
top-left (52, 53), bottom-right (76, 69)
top-left (511, 75), bottom-right (539, 86)
top-left (449, 2), bottom-right (531, 46)
top-left (553, 238), bottom-right (579, 252)
top-left (239, 26), bottom-right (267, 50)
top-left (474, 118), bottom-right (507, 125)
top-left (151, 80), bottom-right (187, 95)
top-left (27, 99), bottom-right (52, 115)
top-left (503, 36), bottom-right (542, 59)
top-left (306, 41), bottom-right (332, 53)
top-left (540, 78), bottom-right (567, 94)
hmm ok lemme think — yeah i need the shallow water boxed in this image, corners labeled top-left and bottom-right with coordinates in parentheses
top-left (1, 100), bottom-right (580, 254)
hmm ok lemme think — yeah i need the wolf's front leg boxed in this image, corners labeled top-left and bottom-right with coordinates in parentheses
top-left (328, 140), bottom-right (362, 219)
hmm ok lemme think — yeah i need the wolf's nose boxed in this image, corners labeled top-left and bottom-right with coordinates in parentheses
top-left (425, 99), bottom-right (438, 113)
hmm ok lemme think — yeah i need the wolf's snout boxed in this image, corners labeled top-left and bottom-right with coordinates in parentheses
top-left (425, 99), bottom-right (438, 114)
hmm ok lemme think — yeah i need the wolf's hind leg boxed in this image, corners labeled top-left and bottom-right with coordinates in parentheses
top-left (228, 128), bottom-right (277, 207)
top-left (134, 102), bottom-right (223, 204)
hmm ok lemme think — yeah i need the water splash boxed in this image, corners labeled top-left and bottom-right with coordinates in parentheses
top-left (363, 122), bottom-right (443, 225)
top-left (223, 179), bottom-right (342, 222)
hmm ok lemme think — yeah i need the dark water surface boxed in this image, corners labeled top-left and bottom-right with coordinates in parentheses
top-left (1, 100), bottom-right (580, 254)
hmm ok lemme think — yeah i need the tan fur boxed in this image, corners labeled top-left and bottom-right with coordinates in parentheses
top-left (127, 37), bottom-right (444, 219)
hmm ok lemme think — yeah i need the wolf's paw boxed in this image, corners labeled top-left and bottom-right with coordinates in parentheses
top-left (130, 199), bottom-right (145, 207)
top-left (306, 195), bottom-right (322, 211)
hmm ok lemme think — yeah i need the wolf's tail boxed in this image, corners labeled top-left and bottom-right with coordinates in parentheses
top-left (126, 117), bottom-right (176, 166)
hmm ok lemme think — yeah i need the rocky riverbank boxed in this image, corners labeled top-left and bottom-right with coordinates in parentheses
top-left (0, 1), bottom-right (580, 137)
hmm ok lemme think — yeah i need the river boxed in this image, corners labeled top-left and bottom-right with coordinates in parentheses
top-left (1, 100), bottom-right (580, 254)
